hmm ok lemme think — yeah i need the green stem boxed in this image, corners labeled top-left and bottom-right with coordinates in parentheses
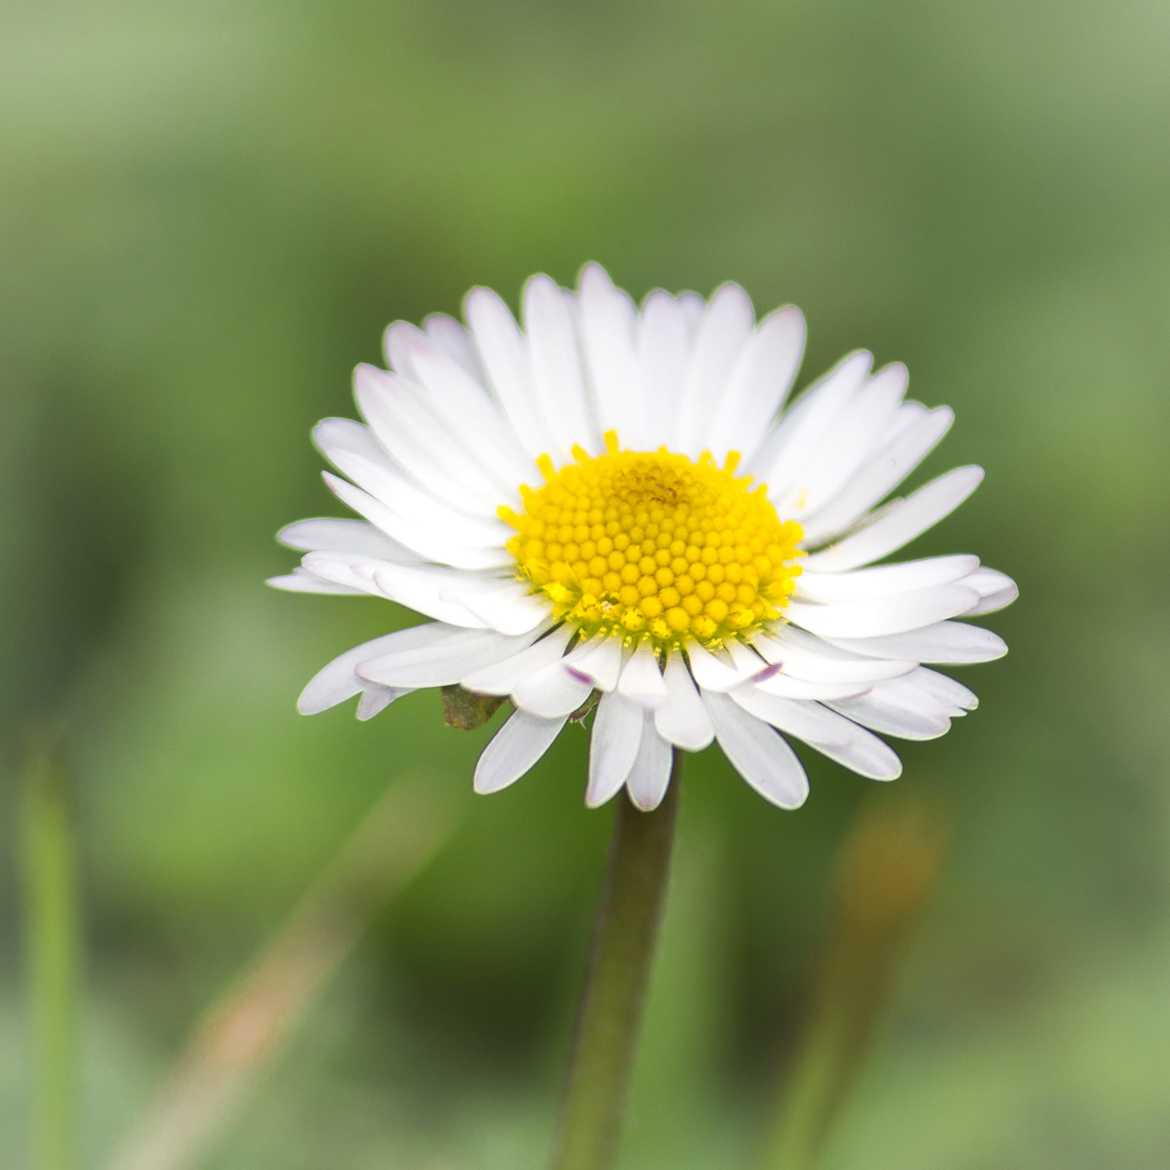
top-left (550, 753), bottom-right (681, 1170)
top-left (22, 740), bottom-right (80, 1170)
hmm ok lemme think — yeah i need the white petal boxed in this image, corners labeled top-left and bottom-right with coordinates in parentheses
top-left (357, 625), bottom-right (540, 688)
top-left (587, 692), bottom-right (645, 808)
top-left (730, 686), bottom-right (851, 745)
top-left (801, 466), bottom-right (984, 572)
top-left (297, 628), bottom-right (430, 715)
top-left (625, 715), bottom-right (674, 811)
top-left (961, 567), bottom-right (1019, 615)
top-left (677, 291), bottom-right (705, 331)
top-left (812, 729), bottom-right (903, 780)
top-left (778, 363), bottom-right (907, 516)
top-left (463, 286), bottom-right (551, 458)
top-left (311, 417), bottom-right (389, 470)
top-left (292, 553), bottom-right (390, 599)
top-left (383, 319), bottom-right (426, 379)
top-left (523, 275), bottom-right (598, 458)
top-left (786, 585), bottom-right (980, 639)
top-left (460, 625), bottom-right (574, 694)
top-left (364, 560), bottom-right (492, 626)
top-left (616, 640), bottom-right (668, 708)
top-left (729, 687), bottom-right (902, 780)
top-left (827, 684), bottom-right (952, 740)
top-left (703, 691), bottom-right (809, 809)
top-left (356, 685), bottom-right (403, 721)
top-left (322, 472), bottom-right (512, 572)
top-left (676, 283), bottom-right (755, 457)
top-left (899, 666), bottom-right (978, 713)
top-left (824, 620), bottom-right (1007, 664)
top-left (637, 290), bottom-right (692, 445)
top-left (422, 312), bottom-right (483, 379)
top-left (883, 400), bottom-right (928, 443)
top-left (298, 553), bottom-right (488, 625)
top-left (577, 263), bottom-right (647, 448)
top-left (511, 658), bottom-right (594, 717)
top-left (441, 577), bottom-right (550, 635)
top-left (686, 642), bottom-right (757, 691)
top-left (562, 637), bottom-right (624, 692)
top-left (325, 449), bottom-right (508, 549)
top-left (408, 340), bottom-right (533, 486)
top-left (278, 517), bottom-right (418, 562)
top-left (353, 365), bottom-right (505, 511)
top-left (753, 668), bottom-right (871, 701)
top-left (391, 315), bottom-right (490, 383)
top-left (654, 654), bottom-right (715, 750)
top-left (753, 350), bottom-right (872, 492)
top-left (795, 555), bottom-right (980, 602)
top-left (798, 406), bottom-right (955, 546)
top-left (267, 569), bottom-right (365, 596)
top-left (708, 306), bottom-right (806, 464)
top-left (474, 709), bottom-right (568, 795)
top-left (724, 639), bottom-right (771, 679)
top-left (752, 626), bottom-right (916, 683)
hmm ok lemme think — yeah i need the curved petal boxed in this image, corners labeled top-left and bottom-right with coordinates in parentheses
top-left (703, 690), bottom-right (809, 809)
top-left (625, 714), bottom-right (674, 811)
top-left (357, 625), bottom-right (541, 688)
top-left (463, 286), bottom-right (552, 459)
top-left (523, 274), bottom-right (598, 459)
top-left (794, 556), bottom-right (979, 603)
top-left (563, 637), bottom-right (624, 692)
top-left (786, 585), bottom-right (980, 639)
top-left (512, 658), bottom-right (594, 717)
top-left (474, 710), bottom-right (568, 794)
top-left (460, 626), bottom-right (574, 694)
top-left (637, 290), bottom-right (692, 445)
top-left (708, 306), bottom-right (806, 464)
top-left (422, 312), bottom-right (484, 379)
top-left (654, 653), bottom-right (715, 750)
top-left (823, 621), bottom-right (1007, 664)
top-left (753, 350), bottom-right (871, 491)
top-left (752, 627), bottom-right (916, 683)
top-left (577, 263), bottom-right (647, 448)
top-left (322, 473), bottom-right (511, 572)
top-left (278, 517), bottom-right (419, 562)
top-left (616, 640), bottom-right (668, 707)
top-left (961, 567), bottom-right (1019, 615)
top-left (297, 629), bottom-right (427, 715)
top-left (798, 406), bottom-right (955, 545)
top-left (676, 283), bottom-right (755, 457)
top-left (777, 362), bottom-right (907, 517)
top-left (587, 692), bottom-right (645, 808)
top-left (801, 466), bottom-right (984, 570)
top-left (730, 686), bottom-right (902, 780)
top-left (267, 569), bottom-right (365, 596)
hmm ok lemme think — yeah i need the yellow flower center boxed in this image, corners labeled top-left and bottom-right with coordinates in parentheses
top-left (499, 431), bottom-right (804, 652)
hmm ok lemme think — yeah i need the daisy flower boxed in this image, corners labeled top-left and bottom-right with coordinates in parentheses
top-left (270, 264), bottom-right (1016, 811)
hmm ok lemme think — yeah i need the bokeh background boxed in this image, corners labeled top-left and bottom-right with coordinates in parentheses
top-left (4, 1), bottom-right (1170, 1167)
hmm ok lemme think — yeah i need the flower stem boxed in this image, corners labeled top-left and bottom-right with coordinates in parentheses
top-left (550, 753), bottom-right (681, 1170)
top-left (22, 737), bottom-right (80, 1170)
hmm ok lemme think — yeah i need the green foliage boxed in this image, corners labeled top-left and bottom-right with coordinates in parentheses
top-left (2, 1), bottom-right (1169, 1167)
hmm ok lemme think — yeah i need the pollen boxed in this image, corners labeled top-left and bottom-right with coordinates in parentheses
top-left (498, 431), bottom-right (804, 652)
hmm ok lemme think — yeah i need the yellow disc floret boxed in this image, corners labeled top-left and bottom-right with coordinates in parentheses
top-left (499, 431), bottom-right (804, 652)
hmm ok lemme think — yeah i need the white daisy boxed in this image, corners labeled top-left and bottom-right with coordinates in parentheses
top-left (270, 264), bottom-right (1016, 811)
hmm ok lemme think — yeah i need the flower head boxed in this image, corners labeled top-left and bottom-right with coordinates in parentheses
top-left (270, 264), bottom-right (1016, 810)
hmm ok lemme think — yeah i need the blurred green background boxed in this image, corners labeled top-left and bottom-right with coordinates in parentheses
top-left (3, 1), bottom-right (1169, 1167)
